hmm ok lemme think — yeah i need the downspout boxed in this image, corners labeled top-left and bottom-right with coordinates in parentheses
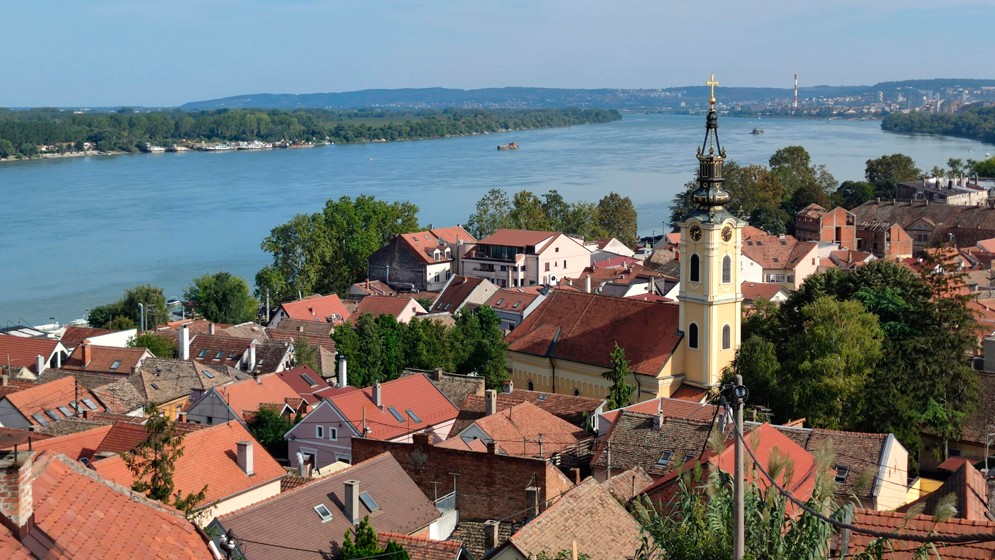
top-left (545, 327), bottom-right (561, 394)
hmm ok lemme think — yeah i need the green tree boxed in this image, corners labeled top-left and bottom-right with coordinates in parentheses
top-left (340, 516), bottom-right (409, 560)
top-left (128, 332), bottom-right (177, 358)
top-left (184, 271), bottom-right (258, 324)
top-left (291, 336), bottom-right (321, 375)
top-left (449, 306), bottom-right (508, 389)
top-left (596, 192), bottom-right (638, 247)
top-left (123, 284), bottom-right (169, 330)
top-left (602, 344), bottom-right (635, 410)
top-left (973, 156), bottom-right (995, 178)
top-left (509, 190), bottom-right (551, 230)
top-left (87, 302), bottom-right (126, 329)
top-left (246, 406), bottom-right (294, 459)
top-left (124, 403), bottom-right (207, 517)
top-left (562, 201), bottom-right (608, 239)
top-left (466, 188), bottom-right (512, 238)
top-left (832, 180), bottom-right (875, 209)
top-left (541, 189), bottom-right (570, 231)
top-left (865, 153), bottom-right (921, 199)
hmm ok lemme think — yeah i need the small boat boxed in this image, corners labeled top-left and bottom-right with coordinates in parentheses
top-left (751, 128), bottom-right (765, 135)
top-left (497, 142), bottom-right (519, 151)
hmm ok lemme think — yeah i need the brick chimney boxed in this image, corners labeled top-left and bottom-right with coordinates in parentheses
top-left (208, 323), bottom-right (216, 335)
top-left (235, 441), bottom-right (254, 476)
top-left (180, 324), bottom-right (190, 361)
top-left (485, 389), bottom-right (497, 416)
top-left (344, 480), bottom-right (361, 525)
top-left (432, 367), bottom-right (444, 381)
top-left (373, 381), bottom-right (382, 408)
top-left (412, 432), bottom-right (432, 446)
top-left (0, 450), bottom-right (34, 537)
top-left (483, 520), bottom-right (501, 551)
top-left (82, 338), bottom-right (92, 367)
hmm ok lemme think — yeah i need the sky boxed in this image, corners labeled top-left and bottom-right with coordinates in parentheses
top-left (2, 0), bottom-right (993, 107)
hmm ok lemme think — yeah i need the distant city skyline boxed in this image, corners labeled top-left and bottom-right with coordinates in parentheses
top-left (2, 0), bottom-right (992, 107)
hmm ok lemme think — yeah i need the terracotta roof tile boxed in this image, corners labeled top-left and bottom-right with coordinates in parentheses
top-left (397, 230), bottom-right (456, 265)
top-left (897, 462), bottom-right (991, 521)
top-left (741, 281), bottom-right (787, 301)
top-left (429, 226), bottom-right (476, 245)
top-left (592, 412), bottom-right (718, 478)
top-left (351, 280), bottom-right (398, 297)
top-left (63, 344), bottom-right (150, 374)
top-left (279, 294), bottom-right (351, 324)
top-left (1, 377), bottom-right (104, 427)
top-left (212, 373), bottom-right (303, 419)
top-left (402, 369), bottom-right (485, 408)
top-left (485, 287), bottom-right (543, 311)
top-left (431, 276), bottom-right (488, 313)
top-left (601, 466), bottom-right (655, 502)
top-left (506, 291), bottom-right (683, 376)
top-left (349, 296), bottom-right (423, 322)
top-left (741, 232), bottom-right (818, 270)
top-left (844, 509), bottom-right (995, 559)
top-left (0, 335), bottom-right (61, 374)
top-left (277, 365), bottom-right (335, 404)
top-left (328, 374), bottom-right (459, 441)
top-left (507, 478), bottom-right (643, 560)
top-left (377, 532), bottom-right (464, 560)
top-left (89, 376), bottom-right (147, 414)
top-left (450, 520), bottom-right (517, 559)
top-left (33, 369), bottom-right (121, 391)
top-left (216, 452), bottom-right (440, 560)
top-left (477, 229), bottom-right (557, 248)
top-left (92, 421), bottom-right (285, 506)
top-left (452, 389), bottom-right (603, 436)
top-left (58, 326), bottom-right (115, 350)
top-left (461, 401), bottom-right (588, 459)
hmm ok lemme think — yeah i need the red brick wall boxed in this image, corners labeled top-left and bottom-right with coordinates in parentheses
top-left (352, 436), bottom-right (573, 522)
top-left (0, 451), bottom-right (33, 530)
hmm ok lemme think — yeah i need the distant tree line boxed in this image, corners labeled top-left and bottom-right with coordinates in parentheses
top-left (882, 105), bottom-right (995, 146)
top-left (0, 107), bottom-right (620, 158)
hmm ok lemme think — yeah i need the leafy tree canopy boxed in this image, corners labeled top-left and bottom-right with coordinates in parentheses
top-left (88, 284), bottom-right (168, 330)
top-left (246, 406), bottom-right (295, 460)
top-left (864, 153), bottom-right (921, 199)
top-left (128, 332), bottom-right (177, 358)
top-left (184, 271), bottom-right (258, 324)
top-left (340, 516), bottom-right (409, 560)
top-left (602, 343), bottom-right (635, 409)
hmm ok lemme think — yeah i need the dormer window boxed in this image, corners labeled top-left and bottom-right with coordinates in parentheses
top-left (433, 249), bottom-right (441, 261)
top-left (834, 464), bottom-right (849, 483)
top-left (656, 450), bottom-right (674, 467)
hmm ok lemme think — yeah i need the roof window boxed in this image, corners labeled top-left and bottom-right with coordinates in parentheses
top-left (58, 405), bottom-right (73, 417)
top-left (496, 298), bottom-right (505, 306)
top-left (82, 398), bottom-right (98, 410)
top-left (512, 301), bottom-right (521, 309)
top-left (301, 374), bottom-right (317, 387)
top-left (834, 464), bottom-right (849, 483)
top-left (214, 351), bottom-right (225, 360)
top-left (203, 370), bottom-right (215, 379)
top-left (359, 491), bottom-right (380, 512)
top-left (46, 409), bottom-right (62, 421)
top-left (109, 360), bottom-right (122, 370)
top-left (387, 406), bottom-right (405, 423)
top-left (682, 453), bottom-right (696, 464)
top-left (656, 450), bottom-right (674, 467)
top-left (32, 413), bottom-right (49, 425)
top-left (406, 409), bottom-right (422, 423)
top-left (313, 504), bottom-right (333, 522)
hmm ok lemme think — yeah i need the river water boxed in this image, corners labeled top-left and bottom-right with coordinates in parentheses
top-left (1, 114), bottom-right (989, 325)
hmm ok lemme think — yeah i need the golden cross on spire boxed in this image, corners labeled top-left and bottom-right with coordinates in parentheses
top-left (707, 73), bottom-right (719, 105)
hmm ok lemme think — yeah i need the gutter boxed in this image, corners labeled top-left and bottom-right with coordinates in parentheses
top-left (545, 327), bottom-right (561, 394)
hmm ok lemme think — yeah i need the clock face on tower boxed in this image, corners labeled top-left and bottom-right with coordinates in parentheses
top-left (721, 225), bottom-right (733, 242)
top-left (688, 224), bottom-right (702, 241)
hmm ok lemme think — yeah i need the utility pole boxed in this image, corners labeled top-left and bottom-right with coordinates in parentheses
top-left (732, 374), bottom-right (747, 560)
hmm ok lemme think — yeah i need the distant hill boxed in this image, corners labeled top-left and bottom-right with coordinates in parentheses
top-left (179, 79), bottom-right (995, 112)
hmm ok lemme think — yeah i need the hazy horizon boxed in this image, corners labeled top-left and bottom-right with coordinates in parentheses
top-left (2, 1), bottom-right (992, 107)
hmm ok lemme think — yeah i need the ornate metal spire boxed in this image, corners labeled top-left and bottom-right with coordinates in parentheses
top-left (692, 73), bottom-right (731, 216)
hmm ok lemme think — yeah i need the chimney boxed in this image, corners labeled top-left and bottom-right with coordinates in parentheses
top-left (236, 441), bottom-right (254, 476)
top-left (35, 355), bottom-right (45, 375)
top-left (483, 520), bottom-right (501, 551)
top-left (486, 441), bottom-right (497, 454)
top-left (1, 374), bottom-right (7, 387)
top-left (503, 379), bottom-right (513, 394)
top-left (209, 323), bottom-right (216, 335)
top-left (337, 354), bottom-right (348, 388)
top-left (344, 480), bottom-right (361, 525)
top-left (248, 341), bottom-right (257, 372)
top-left (485, 389), bottom-right (497, 415)
top-left (525, 486), bottom-right (540, 518)
top-left (180, 324), bottom-right (190, 360)
top-left (654, 399), bottom-right (665, 430)
top-left (412, 432), bottom-right (432, 446)
top-left (373, 381), bottom-right (382, 408)
top-left (433, 367), bottom-right (444, 381)
top-left (584, 275), bottom-right (592, 294)
top-left (82, 338), bottom-right (92, 366)
top-left (0, 450), bottom-right (34, 536)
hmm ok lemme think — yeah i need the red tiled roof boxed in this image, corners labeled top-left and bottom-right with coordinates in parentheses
top-left (977, 237), bottom-right (995, 253)
top-left (349, 296), bottom-right (421, 322)
top-left (398, 230), bottom-right (454, 265)
top-left (0, 531), bottom-right (31, 559)
top-left (477, 229), bottom-right (557, 247)
top-left (741, 281), bottom-right (787, 301)
top-left (0, 335), bottom-right (60, 373)
top-left (377, 532), bottom-right (464, 560)
top-left (4, 425), bottom-right (113, 461)
top-left (92, 421), bottom-right (285, 505)
top-left (327, 374), bottom-right (459, 441)
top-left (62, 344), bottom-right (149, 374)
top-left (742, 233), bottom-right (818, 270)
top-left (844, 509), bottom-right (995, 559)
top-left (506, 290), bottom-right (683, 376)
top-left (430, 225), bottom-right (476, 244)
top-left (897, 462), bottom-right (991, 521)
top-left (599, 397), bottom-right (719, 432)
top-left (625, 293), bottom-right (672, 303)
top-left (277, 365), bottom-right (334, 404)
top-left (452, 389), bottom-right (603, 435)
top-left (58, 326), bottom-right (114, 350)
top-left (351, 280), bottom-right (397, 297)
top-left (485, 287), bottom-right (543, 311)
top-left (213, 373), bottom-right (303, 420)
top-left (431, 276), bottom-right (487, 313)
top-left (280, 294), bottom-right (351, 324)
top-left (463, 401), bottom-right (587, 459)
top-left (266, 328), bottom-right (337, 357)
top-left (669, 384), bottom-right (710, 402)
top-left (2, 377), bottom-right (104, 427)
top-left (17, 451), bottom-right (215, 559)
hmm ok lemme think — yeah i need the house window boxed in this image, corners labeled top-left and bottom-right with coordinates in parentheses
top-left (682, 453), bottom-right (696, 464)
top-left (545, 262), bottom-right (550, 272)
top-left (573, 389), bottom-right (581, 396)
top-left (722, 256), bottom-right (731, 283)
top-left (690, 254), bottom-right (700, 282)
top-left (688, 323), bottom-right (699, 349)
top-left (722, 325), bottom-right (731, 349)
top-left (328, 427), bottom-right (337, 441)
top-left (110, 360), bottom-right (122, 371)
top-left (528, 380), bottom-right (535, 391)
top-left (555, 247), bottom-right (560, 252)
top-left (656, 450), bottom-right (674, 467)
top-left (563, 260), bottom-right (567, 268)
top-left (316, 425), bottom-right (324, 439)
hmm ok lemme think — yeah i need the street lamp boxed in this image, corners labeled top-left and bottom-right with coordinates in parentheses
top-left (138, 303), bottom-right (145, 333)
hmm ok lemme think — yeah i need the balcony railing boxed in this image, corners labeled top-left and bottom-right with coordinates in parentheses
top-left (435, 491), bottom-right (456, 512)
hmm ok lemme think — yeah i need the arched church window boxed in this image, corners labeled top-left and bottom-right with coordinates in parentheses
top-left (690, 254), bottom-right (700, 283)
top-left (722, 324), bottom-right (731, 349)
top-left (722, 256), bottom-right (731, 284)
top-left (527, 380), bottom-right (534, 391)
top-left (688, 323), bottom-right (699, 349)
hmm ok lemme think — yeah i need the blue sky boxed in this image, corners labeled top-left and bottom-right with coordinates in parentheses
top-left (2, 0), bottom-right (992, 107)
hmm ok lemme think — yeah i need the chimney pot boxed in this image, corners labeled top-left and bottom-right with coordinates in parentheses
top-left (209, 323), bottom-right (216, 335)
top-left (236, 441), bottom-right (254, 475)
top-left (373, 381), bottom-right (382, 408)
top-left (344, 480), bottom-right (361, 525)
top-left (485, 389), bottom-right (497, 416)
top-left (483, 520), bottom-right (501, 551)
top-left (35, 355), bottom-right (45, 375)
top-left (82, 338), bottom-right (93, 366)
top-left (0, 450), bottom-right (35, 533)
top-left (337, 354), bottom-right (348, 388)
top-left (503, 379), bottom-right (513, 394)
top-left (180, 325), bottom-right (190, 361)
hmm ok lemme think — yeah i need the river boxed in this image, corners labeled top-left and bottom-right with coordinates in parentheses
top-left (1, 114), bottom-right (989, 326)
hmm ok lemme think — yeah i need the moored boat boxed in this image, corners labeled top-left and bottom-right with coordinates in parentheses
top-left (497, 142), bottom-right (519, 150)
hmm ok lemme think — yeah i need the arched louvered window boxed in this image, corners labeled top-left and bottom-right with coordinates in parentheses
top-left (722, 324), bottom-right (731, 349)
top-left (722, 255), bottom-right (732, 284)
top-left (690, 254), bottom-right (700, 282)
top-left (689, 323), bottom-right (699, 349)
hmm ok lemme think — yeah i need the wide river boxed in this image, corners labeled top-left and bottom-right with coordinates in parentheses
top-left (1, 114), bottom-right (990, 326)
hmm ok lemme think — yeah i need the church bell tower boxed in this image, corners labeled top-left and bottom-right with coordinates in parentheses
top-left (677, 74), bottom-right (744, 388)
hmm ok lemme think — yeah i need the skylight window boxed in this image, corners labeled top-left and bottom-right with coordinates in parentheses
top-left (82, 398), bottom-right (98, 410)
top-left (313, 504), bottom-right (333, 522)
top-left (656, 450), bottom-right (674, 467)
top-left (496, 298), bottom-right (505, 306)
top-left (32, 413), bottom-right (49, 425)
top-left (537, 394), bottom-right (548, 402)
top-left (387, 406), bottom-right (405, 423)
top-left (406, 409), bottom-right (422, 423)
top-left (214, 351), bottom-right (225, 360)
top-left (359, 492), bottom-right (380, 512)
top-left (834, 464), bottom-right (850, 483)
top-left (228, 351), bottom-right (239, 360)
top-left (301, 374), bottom-right (317, 387)
top-left (203, 370), bottom-right (215, 379)
top-left (151, 383), bottom-right (160, 390)
top-left (46, 409), bottom-right (62, 421)
top-left (58, 406), bottom-right (73, 417)
top-left (197, 349), bottom-right (209, 359)
top-left (512, 301), bottom-right (521, 309)
top-left (682, 453), bottom-right (696, 464)
top-left (110, 360), bottom-right (122, 370)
